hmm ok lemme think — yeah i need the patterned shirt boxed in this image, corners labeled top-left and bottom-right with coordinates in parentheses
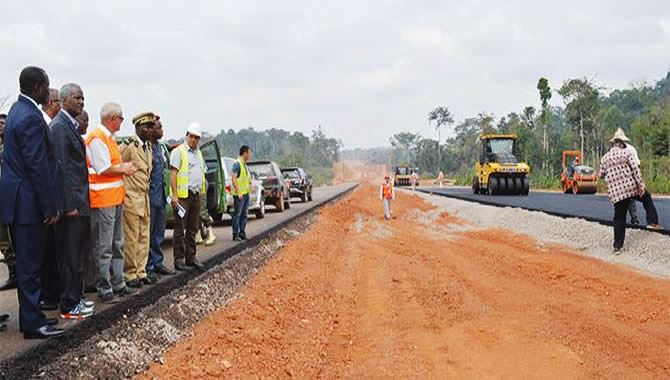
top-left (599, 146), bottom-right (645, 204)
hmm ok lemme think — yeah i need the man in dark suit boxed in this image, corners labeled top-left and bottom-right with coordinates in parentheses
top-left (0, 66), bottom-right (63, 339)
top-left (50, 84), bottom-right (95, 320)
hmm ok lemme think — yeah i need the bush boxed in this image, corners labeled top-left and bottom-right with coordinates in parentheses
top-left (305, 166), bottom-right (334, 186)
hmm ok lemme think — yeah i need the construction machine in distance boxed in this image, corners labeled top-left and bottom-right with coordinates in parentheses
top-left (561, 150), bottom-right (598, 194)
top-left (472, 133), bottom-right (530, 196)
top-left (393, 164), bottom-right (419, 186)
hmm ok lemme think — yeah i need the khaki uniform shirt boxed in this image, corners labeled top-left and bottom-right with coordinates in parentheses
top-left (120, 135), bottom-right (152, 217)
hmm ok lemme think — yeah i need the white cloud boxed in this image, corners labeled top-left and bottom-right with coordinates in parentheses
top-left (0, 0), bottom-right (669, 147)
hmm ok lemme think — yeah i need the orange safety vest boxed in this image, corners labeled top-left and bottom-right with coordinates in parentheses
top-left (86, 126), bottom-right (125, 208)
top-left (382, 183), bottom-right (393, 200)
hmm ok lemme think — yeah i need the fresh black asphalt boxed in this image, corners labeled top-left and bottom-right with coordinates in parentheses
top-left (420, 187), bottom-right (669, 234)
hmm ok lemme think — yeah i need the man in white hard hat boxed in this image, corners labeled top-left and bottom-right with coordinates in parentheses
top-left (169, 122), bottom-right (207, 271)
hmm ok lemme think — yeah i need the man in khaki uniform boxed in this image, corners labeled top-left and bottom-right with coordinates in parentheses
top-left (119, 112), bottom-right (154, 288)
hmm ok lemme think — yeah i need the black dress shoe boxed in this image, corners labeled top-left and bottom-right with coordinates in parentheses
top-left (0, 314), bottom-right (9, 323)
top-left (0, 323), bottom-right (6, 332)
top-left (186, 260), bottom-right (205, 271)
top-left (40, 301), bottom-right (59, 311)
top-left (45, 317), bottom-right (59, 326)
top-left (154, 265), bottom-right (175, 276)
top-left (239, 234), bottom-right (248, 241)
top-left (174, 262), bottom-right (190, 271)
top-left (0, 277), bottom-right (17, 291)
top-left (140, 276), bottom-right (156, 285)
top-left (23, 325), bottom-right (65, 339)
top-left (126, 279), bottom-right (142, 289)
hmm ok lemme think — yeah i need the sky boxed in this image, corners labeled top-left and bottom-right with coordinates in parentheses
top-left (1, 0), bottom-right (669, 148)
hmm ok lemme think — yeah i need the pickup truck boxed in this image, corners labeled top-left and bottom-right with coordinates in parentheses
top-left (281, 166), bottom-right (313, 202)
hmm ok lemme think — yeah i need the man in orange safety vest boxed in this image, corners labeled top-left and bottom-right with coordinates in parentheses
top-left (380, 175), bottom-right (395, 220)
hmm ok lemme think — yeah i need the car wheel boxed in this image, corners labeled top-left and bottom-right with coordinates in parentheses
top-left (276, 193), bottom-right (285, 212)
top-left (255, 198), bottom-right (265, 219)
top-left (285, 192), bottom-right (291, 209)
top-left (300, 191), bottom-right (307, 203)
top-left (307, 190), bottom-right (313, 201)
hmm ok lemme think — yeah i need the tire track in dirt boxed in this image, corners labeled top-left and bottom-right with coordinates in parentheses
top-left (141, 183), bottom-right (670, 379)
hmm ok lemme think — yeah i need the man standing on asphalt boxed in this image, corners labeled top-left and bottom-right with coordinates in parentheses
top-left (146, 116), bottom-right (174, 279)
top-left (0, 114), bottom-right (9, 326)
top-left (50, 83), bottom-right (95, 320)
top-left (120, 112), bottom-right (154, 288)
top-left (40, 91), bottom-right (64, 310)
top-left (41, 88), bottom-right (60, 124)
top-left (86, 102), bottom-right (138, 304)
top-left (0, 113), bottom-right (17, 291)
top-left (76, 110), bottom-right (96, 293)
top-left (231, 145), bottom-right (252, 241)
top-left (75, 109), bottom-right (89, 135)
top-left (599, 130), bottom-right (661, 254)
top-left (170, 123), bottom-right (206, 271)
top-left (0, 66), bottom-right (64, 339)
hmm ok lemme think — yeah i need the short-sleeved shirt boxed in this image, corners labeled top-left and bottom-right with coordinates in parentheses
top-left (86, 124), bottom-right (113, 174)
top-left (169, 144), bottom-right (206, 193)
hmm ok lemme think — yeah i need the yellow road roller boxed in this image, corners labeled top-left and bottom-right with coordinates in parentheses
top-left (471, 134), bottom-right (530, 196)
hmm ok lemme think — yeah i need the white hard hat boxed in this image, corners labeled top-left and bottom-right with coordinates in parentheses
top-left (187, 122), bottom-right (202, 137)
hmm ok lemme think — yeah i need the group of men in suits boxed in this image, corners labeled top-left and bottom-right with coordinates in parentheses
top-left (0, 66), bottom-right (177, 339)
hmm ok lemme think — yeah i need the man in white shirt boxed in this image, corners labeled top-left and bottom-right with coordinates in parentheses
top-left (41, 88), bottom-right (60, 124)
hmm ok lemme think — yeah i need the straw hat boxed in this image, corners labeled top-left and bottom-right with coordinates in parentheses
top-left (609, 128), bottom-right (630, 143)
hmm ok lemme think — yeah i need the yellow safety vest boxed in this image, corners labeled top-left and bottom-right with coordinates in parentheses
top-left (176, 144), bottom-right (206, 198)
top-left (231, 158), bottom-right (250, 196)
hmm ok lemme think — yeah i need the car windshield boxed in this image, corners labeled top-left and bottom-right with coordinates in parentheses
top-left (248, 163), bottom-right (275, 177)
top-left (575, 165), bottom-right (594, 175)
top-left (282, 170), bottom-right (300, 179)
top-left (396, 167), bottom-right (409, 175)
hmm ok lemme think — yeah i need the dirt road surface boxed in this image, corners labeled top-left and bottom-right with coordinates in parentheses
top-left (142, 183), bottom-right (670, 379)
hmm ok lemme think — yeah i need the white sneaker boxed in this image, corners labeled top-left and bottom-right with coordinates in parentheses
top-left (195, 231), bottom-right (203, 244)
top-left (204, 226), bottom-right (216, 246)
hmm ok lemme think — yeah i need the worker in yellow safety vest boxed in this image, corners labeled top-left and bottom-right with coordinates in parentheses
top-left (169, 122), bottom-right (207, 271)
top-left (380, 175), bottom-right (395, 220)
top-left (231, 145), bottom-right (252, 241)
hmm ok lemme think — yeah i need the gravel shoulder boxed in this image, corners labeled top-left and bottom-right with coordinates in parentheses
top-left (414, 190), bottom-right (670, 278)
top-left (25, 213), bottom-right (319, 379)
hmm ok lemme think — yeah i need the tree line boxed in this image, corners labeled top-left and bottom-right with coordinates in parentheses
top-left (168, 126), bottom-right (342, 185)
top-left (343, 71), bottom-right (670, 192)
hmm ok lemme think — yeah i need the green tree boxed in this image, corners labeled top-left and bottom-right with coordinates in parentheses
top-left (558, 78), bottom-right (601, 158)
top-left (537, 77), bottom-right (552, 165)
top-left (428, 106), bottom-right (454, 172)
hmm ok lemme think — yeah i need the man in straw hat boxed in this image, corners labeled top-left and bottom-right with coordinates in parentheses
top-left (599, 129), bottom-right (661, 254)
top-left (609, 128), bottom-right (643, 225)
